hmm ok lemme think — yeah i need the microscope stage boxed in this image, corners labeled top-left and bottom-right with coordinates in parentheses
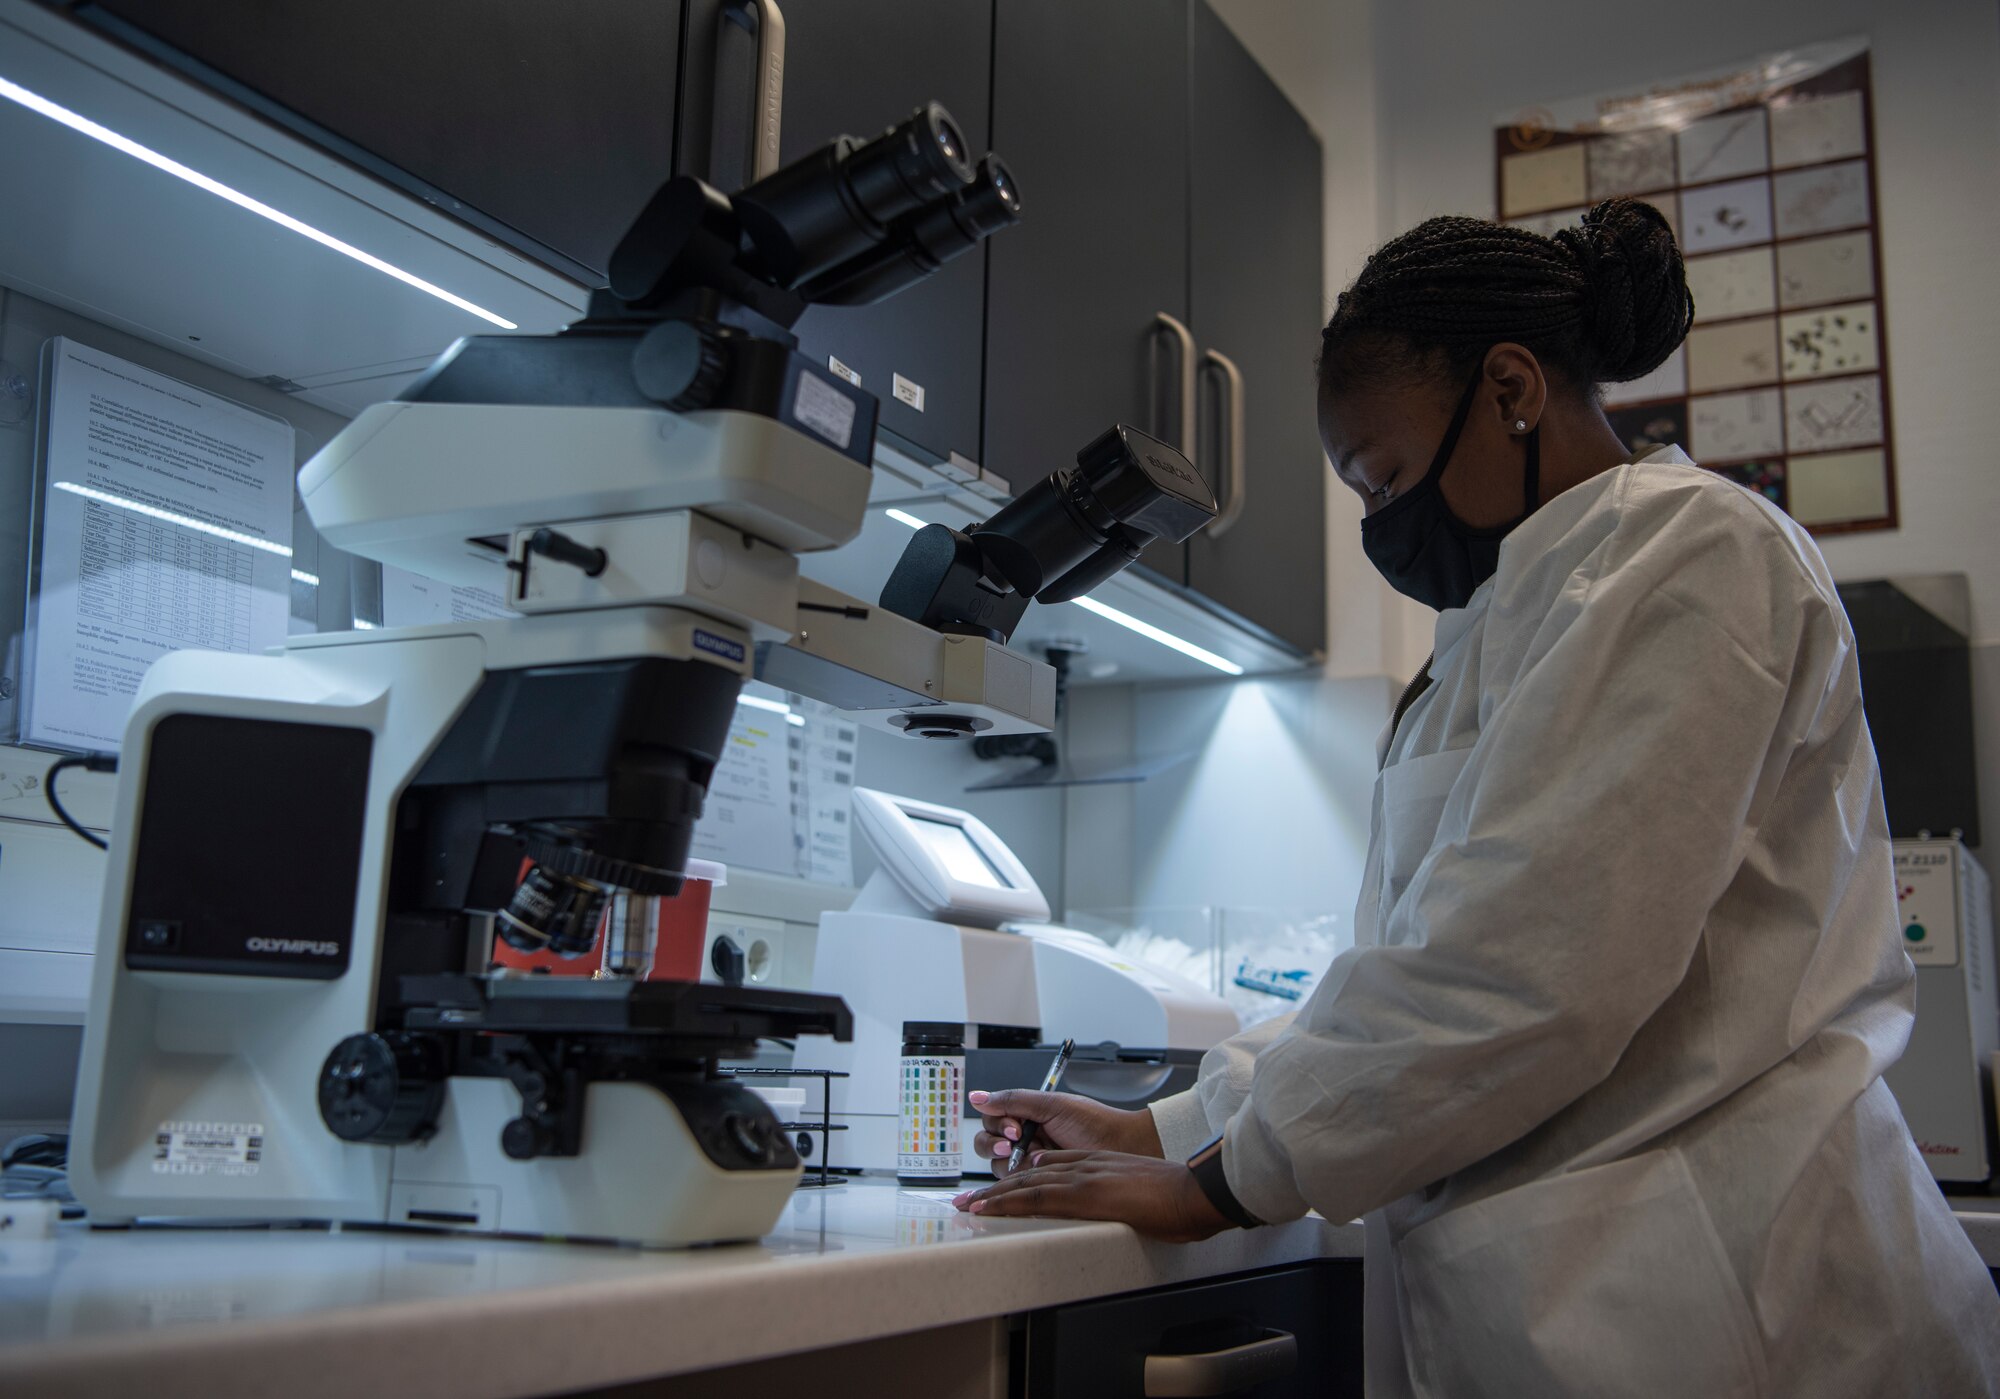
top-left (401, 975), bottom-right (851, 1047)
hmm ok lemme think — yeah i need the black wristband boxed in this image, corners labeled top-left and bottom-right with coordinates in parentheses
top-left (1186, 1131), bottom-right (1264, 1229)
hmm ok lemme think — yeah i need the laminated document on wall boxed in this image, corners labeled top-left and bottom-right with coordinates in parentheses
top-left (794, 700), bottom-right (856, 885)
top-left (689, 689), bottom-right (800, 875)
top-left (379, 563), bottom-right (515, 626)
top-left (23, 339), bottom-right (292, 752)
top-left (687, 690), bottom-right (857, 882)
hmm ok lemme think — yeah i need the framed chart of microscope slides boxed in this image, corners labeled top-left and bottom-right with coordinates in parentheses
top-left (1493, 38), bottom-right (1895, 534)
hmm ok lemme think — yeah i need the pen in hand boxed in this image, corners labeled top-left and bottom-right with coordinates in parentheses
top-left (1009, 1037), bottom-right (1076, 1171)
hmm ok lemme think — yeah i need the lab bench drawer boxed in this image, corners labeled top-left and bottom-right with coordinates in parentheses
top-left (1022, 1261), bottom-right (1363, 1398)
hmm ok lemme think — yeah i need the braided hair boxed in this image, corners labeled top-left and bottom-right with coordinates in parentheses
top-left (1319, 197), bottom-right (1694, 396)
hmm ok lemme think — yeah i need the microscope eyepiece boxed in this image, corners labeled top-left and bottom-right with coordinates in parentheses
top-left (597, 97), bottom-right (1016, 332)
top-left (842, 102), bottom-right (976, 221)
top-left (973, 425), bottom-right (1217, 603)
top-left (934, 111), bottom-right (967, 165)
top-left (735, 102), bottom-right (977, 290)
top-left (879, 425), bottom-right (1218, 641)
top-left (797, 156), bottom-right (1024, 308)
top-left (966, 155), bottom-right (1021, 225)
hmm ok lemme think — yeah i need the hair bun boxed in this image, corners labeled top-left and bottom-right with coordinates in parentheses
top-left (1552, 198), bottom-right (1693, 383)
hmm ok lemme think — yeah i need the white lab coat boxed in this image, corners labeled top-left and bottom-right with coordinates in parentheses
top-left (1149, 450), bottom-right (2000, 1397)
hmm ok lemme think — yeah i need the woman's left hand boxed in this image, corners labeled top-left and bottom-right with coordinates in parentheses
top-left (952, 1150), bottom-right (1231, 1242)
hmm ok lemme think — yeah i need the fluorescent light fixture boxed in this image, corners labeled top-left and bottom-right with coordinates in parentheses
top-left (736, 692), bottom-right (806, 726)
top-left (884, 508), bottom-right (928, 530)
top-left (1072, 595), bottom-right (1245, 676)
top-left (0, 75), bottom-right (517, 330)
top-left (53, 481), bottom-right (291, 557)
top-left (290, 569), bottom-right (320, 586)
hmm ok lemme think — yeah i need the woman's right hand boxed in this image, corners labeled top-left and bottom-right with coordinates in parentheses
top-left (969, 1089), bottom-right (1163, 1178)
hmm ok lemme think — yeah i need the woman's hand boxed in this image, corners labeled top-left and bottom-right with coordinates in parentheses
top-left (969, 1089), bottom-right (1161, 1178)
top-left (952, 1150), bottom-right (1230, 1242)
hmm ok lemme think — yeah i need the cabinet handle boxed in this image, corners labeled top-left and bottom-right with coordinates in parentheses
top-left (710, 0), bottom-right (787, 189)
top-left (1149, 312), bottom-right (1197, 456)
top-left (1199, 348), bottom-right (1246, 538)
top-left (1143, 1329), bottom-right (1298, 1397)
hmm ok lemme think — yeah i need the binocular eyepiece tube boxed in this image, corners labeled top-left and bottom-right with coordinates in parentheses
top-left (800, 155), bottom-right (1022, 308)
top-left (602, 98), bottom-right (1019, 324)
top-left (734, 101), bottom-right (978, 290)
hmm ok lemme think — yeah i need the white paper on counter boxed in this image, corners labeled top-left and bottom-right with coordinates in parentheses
top-left (689, 688), bottom-right (799, 875)
top-left (24, 339), bottom-right (292, 752)
top-left (379, 562), bottom-right (514, 626)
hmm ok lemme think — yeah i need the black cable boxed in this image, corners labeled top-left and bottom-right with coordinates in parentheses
top-left (45, 754), bottom-right (116, 850)
top-left (1, 1133), bottom-right (66, 1171)
top-left (2, 1133), bottom-right (76, 1214)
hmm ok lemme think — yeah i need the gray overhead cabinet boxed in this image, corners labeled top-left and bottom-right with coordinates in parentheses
top-left (85, 0), bottom-right (993, 468)
top-left (986, 0), bottom-right (1327, 656)
top-left (984, 0), bottom-right (1192, 525)
top-left (688, 0), bottom-right (997, 465)
top-left (1181, 1), bottom-right (1327, 657)
top-left (74, 0), bottom-right (684, 285)
top-left (72, 0), bottom-right (1326, 658)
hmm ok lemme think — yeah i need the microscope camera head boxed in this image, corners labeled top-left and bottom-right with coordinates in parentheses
top-left (301, 101), bottom-right (1023, 583)
top-left (877, 425), bottom-right (1218, 645)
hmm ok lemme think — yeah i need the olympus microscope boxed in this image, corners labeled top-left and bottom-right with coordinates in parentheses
top-left (67, 101), bottom-right (1217, 1247)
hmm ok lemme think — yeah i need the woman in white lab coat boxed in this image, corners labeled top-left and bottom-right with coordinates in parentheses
top-left (956, 199), bottom-right (2000, 1396)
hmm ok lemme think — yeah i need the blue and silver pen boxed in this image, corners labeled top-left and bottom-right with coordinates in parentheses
top-left (1009, 1037), bottom-right (1075, 1170)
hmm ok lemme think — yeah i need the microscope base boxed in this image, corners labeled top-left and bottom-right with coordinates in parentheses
top-left (382, 1078), bottom-right (803, 1248)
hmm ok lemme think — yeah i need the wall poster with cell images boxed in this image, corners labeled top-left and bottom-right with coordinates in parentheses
top-left (1494, 38), bottom-right (1894, 534)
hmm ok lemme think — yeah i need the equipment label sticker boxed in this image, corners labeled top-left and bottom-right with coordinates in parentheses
top-left (827, 355), bottom-right (861, 387)
top-left (892, 373), bottom-right (926, 411)
top-left (793, 372), bottom-right (856, 450)
top-left (154, 1120), bottom-right (264, 1176)
top-left (692, 628), bottom-right (747, 666)
top-left (1895, 845), bottom-right (1959, 966)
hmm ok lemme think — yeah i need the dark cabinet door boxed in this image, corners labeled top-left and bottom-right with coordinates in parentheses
top-left (1184, 1), bottom-right (1326, 655)
top-left (83, 0), bottom-right (683, 282)
top-left (1026, 1262), bottom-right (1365, 1397)
top-left (733, 0), bottom-right (995, 463)
top-left (986, 0), bottom-right (1191, 505)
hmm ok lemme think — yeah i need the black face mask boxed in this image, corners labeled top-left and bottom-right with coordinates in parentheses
top-left (1359, 366), bottom-right (1540, 612)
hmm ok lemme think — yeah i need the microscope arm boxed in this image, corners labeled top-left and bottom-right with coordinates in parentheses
top-left (756, 578), bottom-right (1057, 739)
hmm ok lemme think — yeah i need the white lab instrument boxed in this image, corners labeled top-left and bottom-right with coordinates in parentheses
top-left (800, 788), bottom-right (1237, 1175)
top-left (1145, 458), bottom-right (2000, 1397)
top-left (850, 787), bottom-right (1047, 925)
top-left (66, 103), bottom-right (1216, 1249)
top-left (1882, 837), bottom-right (1996, 1182)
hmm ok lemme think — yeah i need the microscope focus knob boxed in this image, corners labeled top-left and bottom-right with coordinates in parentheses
top-left (501, 1116), bottom-right (558, 1161)
top-left (633, 320), bottom-right (729, 412)
top-left (710, 934), bottom-right (747, 986)
top-left (318, 1033), bottom-right (446, 1145)
top-left (724, 1112), bottom-right (775, 1165)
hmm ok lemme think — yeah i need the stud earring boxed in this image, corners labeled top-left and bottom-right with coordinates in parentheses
top-left (1514, 419), bottom-right (1528, 431)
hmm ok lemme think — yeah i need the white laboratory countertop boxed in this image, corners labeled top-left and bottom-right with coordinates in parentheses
top-left (0, 1181), bottom-right (1362, 1399)
top-left (2, 1186), bottom-right (1995, 1399)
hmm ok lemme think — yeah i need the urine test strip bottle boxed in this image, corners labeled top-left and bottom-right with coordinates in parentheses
top-left (897, 1021), bottom-right (966, 1185)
